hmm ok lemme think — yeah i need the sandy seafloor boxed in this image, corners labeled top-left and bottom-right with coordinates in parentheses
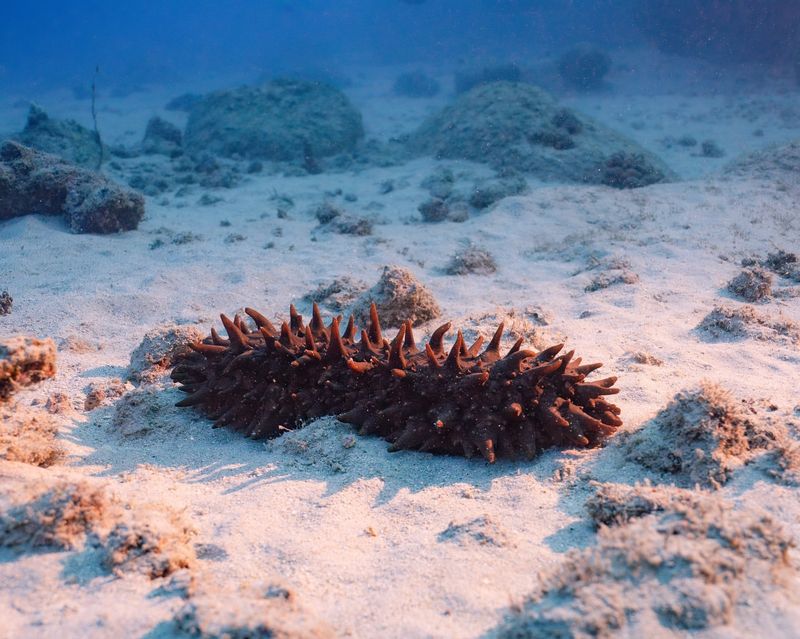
top-left (1, 51), bottom-right (800, 638)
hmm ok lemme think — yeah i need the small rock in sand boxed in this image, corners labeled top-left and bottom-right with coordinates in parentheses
top-left (438, 515), bottom-right (515, 548)
top-left (83, 379), bottom-right (131, 411)
top-left (303, 276), bottom-right (369, 312)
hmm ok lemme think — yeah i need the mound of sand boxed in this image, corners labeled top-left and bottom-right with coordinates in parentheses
top-left (496, 487), bottom-right (796, 637)
top-left (622, 382), bottom-right (784, 488)
top-left (697, 304), bottom-right (800, 344)
top-left (184, 79), bottom-right (364, 164)
top-left (0, 470), bottom-right (195, 578)
top-left (175, 582), bottom-right (336, 639)
top-left (0, 404), bottom-right (63, 467)
top-left (408, 81), bottom-right (672, 186)
top-left (723, 139), bottom-right (800, 183)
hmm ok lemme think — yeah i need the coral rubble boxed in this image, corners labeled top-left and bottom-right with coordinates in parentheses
top-left (171, 303), bottom-right (622, 462)
top-left (0, 141), bottom-right (144, 233)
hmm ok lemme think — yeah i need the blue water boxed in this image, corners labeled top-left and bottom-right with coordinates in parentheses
top-left (1, 1), bottom-right (649, 91)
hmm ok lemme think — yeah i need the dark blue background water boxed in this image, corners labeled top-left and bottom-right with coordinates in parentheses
top-left (0, 1), bottom-right (639, 90)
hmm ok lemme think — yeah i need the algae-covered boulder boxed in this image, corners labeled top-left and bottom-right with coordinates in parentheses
top-left (408, 81), bottom-right (671, 186)
top-left (184, 79), bottom-right (364, 163)
top-left (14, 104), bottom-right (102, 169)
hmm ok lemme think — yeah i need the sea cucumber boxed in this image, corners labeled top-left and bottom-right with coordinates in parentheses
top-left (171, 304), bottom-right (622, 462)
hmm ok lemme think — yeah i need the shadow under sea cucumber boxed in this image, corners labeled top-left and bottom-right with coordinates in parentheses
top-left (171, 304), bottom-right (622, 463)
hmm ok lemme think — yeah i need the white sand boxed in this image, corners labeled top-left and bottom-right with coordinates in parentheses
top-left (1, 53), bottom-right (799, 638)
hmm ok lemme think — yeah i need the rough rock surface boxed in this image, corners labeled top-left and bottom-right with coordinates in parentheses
top-left (0, 141), bottom-right (144, 233)
top-left (13, 104), bottom-right (102, 168)
top-left (184, 79), bottom-right (364, 163)
top-left (408, 82), bottom-right (671, 184)
top-left (496, 489), bottom-right (796, 637)
top-left (128, 323), bottom-right (205, 384)
top-left (0, 335), bottom-right (57, 401)
top-left (350, 266), bottom-right (441, 328)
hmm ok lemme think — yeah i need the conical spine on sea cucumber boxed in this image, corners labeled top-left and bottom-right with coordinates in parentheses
top-left (171, 303), bottom-right (622, 462)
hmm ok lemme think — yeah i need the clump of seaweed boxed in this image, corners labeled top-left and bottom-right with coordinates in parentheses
top-left (171, 302), bottom-right (622, 462)
top-left (496, 489), bottom-right (795, 637)
top-left (0, 480), bottom-right (110, 549)
top-left (0, 474), bottom-right (195, 578)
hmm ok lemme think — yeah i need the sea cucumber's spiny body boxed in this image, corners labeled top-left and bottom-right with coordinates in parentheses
top-left (171, 304), bottom-right (622, 462)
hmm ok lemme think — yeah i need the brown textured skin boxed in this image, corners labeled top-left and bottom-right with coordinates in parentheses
top-left (171, 304), bottom-right (622, 462)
